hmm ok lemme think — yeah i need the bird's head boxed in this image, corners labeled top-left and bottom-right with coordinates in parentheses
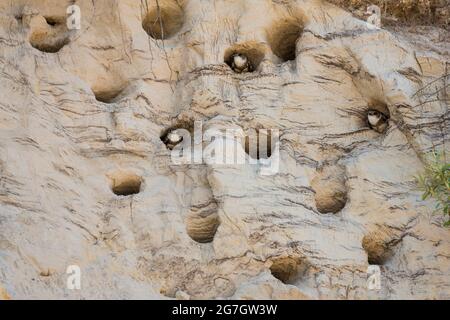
top-left (167, 131), bottom-right (183, 143)
top-left (233, 53), bottom-right (248, 68)
top-left (365, 5), bottom-right (381, 17)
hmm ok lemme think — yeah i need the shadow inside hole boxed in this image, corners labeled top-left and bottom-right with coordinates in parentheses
top-left (30, 32), bottom-right (70, 53)
top-left (93, 86), bottom-right (127, 104)
top-left (30, 37), bottom-right (69, 53)
top-left (269, 256), bottom-right (307, 285)
top-left (109, 172), bottom-right (142, 196)
top-left (45, 16), bottom-right (62, 26)
top-left (267, 17), bottom-right (304, 62)
top-left (244, 129), bottom-right (274, 160)
top-left (362, 232), bottom-right (399, 265)
top-left (29, 15), bottom-right (71, 53)
top-left (142, 0), bottom-right (184, 40)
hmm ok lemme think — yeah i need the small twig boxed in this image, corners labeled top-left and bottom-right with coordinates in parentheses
top-left (141, 0), bottom-right (156, 78)
top-left (155, 0), bottom-right (175, 93)
top-left (412, 73), bottom-right (449, 97)
top-left (116, 0), bottom-right (132, 64)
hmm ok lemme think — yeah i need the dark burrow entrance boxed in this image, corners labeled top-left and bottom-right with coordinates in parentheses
top-left (244, 129), bottom-right (276, 160)
top-left (93, 86), bottom-right (127, 104)
top-left (109, 172), bottom-right (142, 196)
top-left (267, 17), bottom-right (304, 62)
top-left (142, 0), bottom-right (184, 40)
top-left (224, 42), bottom-right (266, 74)
top-left (362, 231), bottom-right (401, 265)
top-left (29, 16), bottom-right (71, 53)
top-left (269, 256), bottom-right (308, 285)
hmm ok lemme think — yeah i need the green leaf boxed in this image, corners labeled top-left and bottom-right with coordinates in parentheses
top-left (416, 150), bottom-right (450, 227)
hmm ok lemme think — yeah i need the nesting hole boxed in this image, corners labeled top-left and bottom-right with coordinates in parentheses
top-left (224, 42), bottom-right (266, 73)
top-left (93, 86), bottom-right (127, 103)
top-left (39, 268), bottom-right (53, 277)
top-left (186, 201), bottom-right (220, 243)
top-left (362, 231), bottom-right (399, 265)
top-left (29, 16), bottom-right (70, 53)
top-left (30, 32), bottom-right (70, 53)
top-left (160, 119), bottom-right (195, 150)
top-left (109, 171), bottom-right (142, 196)
top-left (267, 17), bottom-right (304, 62)
top-left (269, 256), bottom-right (307, 284)
top-left (244, 129), bottom-right (276, 160)
top-left (15, 14), bottom-right (23, 23)
top-left (142, 0), bottom-right (184, 40)
top-left (44, 16), bottom-right (61, 26)
top-left (366, 101), bottom-right (390, 133)
top-left (311, 165), bottom-right (347, 214)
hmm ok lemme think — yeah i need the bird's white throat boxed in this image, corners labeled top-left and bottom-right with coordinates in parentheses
top-left (233, 55), bottom-right (247, 68)
top-left (368, 114), bottom-right (381, 126)
top-left (168, 132), bottom-right (182, 143)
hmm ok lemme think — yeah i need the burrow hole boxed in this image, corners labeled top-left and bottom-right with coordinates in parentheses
top-left (29, 16), bottom-right (71, 53)
top-left (160, 119), bottom-right (194, 151)
top-left (15, 14), bottom-right (23, 23)
top-left (44, 17), bottom-right (60, 26)
top-left (109, 171), bottom-right (142, 196)
top-left (267, 17), bottom-right (304, 62)
top-left (362, 231), bottom-right (400, 265)
top-left (39, 268), bottom-right (53, 277)
top-left (244, 129), bottom-right (277, 160)
top-left (93, 84), bottom-right (127, 104)
top-left (142, 0), bottom-right (184, 40)
top-left (186, 200), bottom-right (220, 243)
top-left (366, 101), bottom-right (390, 134)
top-left (311, 164), bottom-right (347, 214)
top-left (269, 256), bottom-right (308, 285)
top-left (159, 287), bottom-right (177, 299)
top-left (224, 42), bottom-right (266, 73)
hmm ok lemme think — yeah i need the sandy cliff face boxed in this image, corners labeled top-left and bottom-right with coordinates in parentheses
top-left (0, 0), bottom-right (448, 299)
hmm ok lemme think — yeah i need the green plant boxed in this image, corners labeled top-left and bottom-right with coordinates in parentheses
top-left (416, 151), bottom-right (450, 226)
